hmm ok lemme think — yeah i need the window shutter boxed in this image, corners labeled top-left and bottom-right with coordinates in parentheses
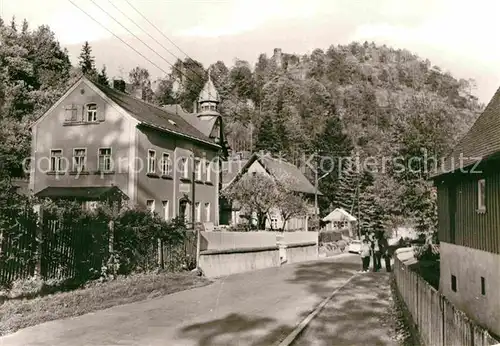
top-left (64, 104), bottom-right (77, 121)
top-left (77, 105), bottom-right (84, 122)
top-left (97, 103), bottom-right (105, 122)
top-left (64, 105), bottom-right (72, 121)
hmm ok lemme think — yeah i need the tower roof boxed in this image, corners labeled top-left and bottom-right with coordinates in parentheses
top-left (198, 72), bottom-right (220, 103)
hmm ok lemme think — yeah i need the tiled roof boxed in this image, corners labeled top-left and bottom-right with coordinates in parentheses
top-left (432, 87), bottom-right (500, 178)
top-left (221, 159), bottom-right (248, 186)
top-left (259, 155), bottom-right (320, 195)
top-left (162, 104), bottom-right (219, 138)
top-left (91, 80), bottom-right (219, 148)
top-left (223, 153), bottom-right (320, 195)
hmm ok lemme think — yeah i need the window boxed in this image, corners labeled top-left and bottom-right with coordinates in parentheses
top-left (481, 277), bottom-right (486, 296)
top-left (184, 202), bottom-right (190, 221)
top-left (86, 103), bottom-right (97, 122)
top-left (182, 158), bottom-right (189, 179)
top-left (83, 201), bottom-right (98, 211)
top-left (148, 150), bottom-right (156, 174)
top-left (162, 200), bottom-right (169, 221)
top-left (72, 148), bottom-right (86, 172)
top-left (205, 203), bottom-right (210, 222)
top-left (271, 218), bottom-right (278, 229)
top-left (195, 202), bottom-right (201, 222)
top-left (478, 179), bottom-right (486, 211)
top-left (146, 200), bottom-right (155, 214)
top-left (98, 148), bottom-right (112, 172)
top-left (195, 159), bottom-right (202, 181)
top-left (451, 275), bottom-right (457, 292)
top-left (50, 149), bottom-right (63, 172)
top-left (206, 161), bottom-right (211, 182)
top-left (161, 153), bottom-right (172, 176)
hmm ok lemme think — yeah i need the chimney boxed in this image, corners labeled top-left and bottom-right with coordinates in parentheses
top-left (112, 79), bottom-right (126, 92)
top-left (193, 99), bottom-right (198, 113)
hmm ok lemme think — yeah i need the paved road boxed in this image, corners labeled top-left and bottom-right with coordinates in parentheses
top-left (293, 271), bottom-right (396, 346)
top-left (0, 254), bottom-right (394, 346)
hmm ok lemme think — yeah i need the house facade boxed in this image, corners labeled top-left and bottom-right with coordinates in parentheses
top-left (221, 152), bottom-right (321, 230)
top-left (431, 87), bottom-right (500, 336)
top-left (30, 75), bottom-right (223, 225)
top-left (322, 208), bottom-right (357, 237)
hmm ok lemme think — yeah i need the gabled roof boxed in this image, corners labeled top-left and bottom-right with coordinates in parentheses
top-left (322, 208), bottom-right (357, 222)
top-left (91, 81), bottom-right (219, 148)
top-left (432, 87), bottom-right (500, 179)
top-left (221, 159), bottom-right (249, 186)
top-left (223, 153), bottom-right (321, 195)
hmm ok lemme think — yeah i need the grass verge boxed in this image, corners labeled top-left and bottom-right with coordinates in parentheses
top-left (0, 272), bottom-right (211, 336)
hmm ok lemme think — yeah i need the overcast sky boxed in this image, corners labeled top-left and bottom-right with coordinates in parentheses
top-left (1, 0), bottom-right (499, 102)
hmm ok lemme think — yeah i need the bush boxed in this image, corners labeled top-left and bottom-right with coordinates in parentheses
top-left (319, 231), bottom-right (342, 244)
top-left (113, 210), bottom-right (190, 275)
top-left (413, 242), bottom-right (440, 261)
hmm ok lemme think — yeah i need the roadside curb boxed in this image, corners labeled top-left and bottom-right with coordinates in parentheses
top-left (274, 273), bottom-right (357, 346)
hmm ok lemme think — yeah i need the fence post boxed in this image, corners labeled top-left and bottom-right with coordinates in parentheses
top-left (196, 229), bottom-right (201, 270)
top-left (33, 204), bottom-right (43, 279)
top-left (157, 238), bottom-right (164, 269)
top-left (108, 220), bottom-right (114, 254)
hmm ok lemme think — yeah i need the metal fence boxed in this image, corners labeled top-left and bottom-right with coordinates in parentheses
top-left (394, 252), bottom-right (499, 346)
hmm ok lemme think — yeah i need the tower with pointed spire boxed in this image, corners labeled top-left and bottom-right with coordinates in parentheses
top-left (196, 69), bottom-right (220, 117)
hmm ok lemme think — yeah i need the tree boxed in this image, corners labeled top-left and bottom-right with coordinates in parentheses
top-left (97, 65), bottom-right (109, 86)
top-left (222, 173), bottom-right (279, 230)
top-left (255, 114), bottom-right (282, 154)
top-left (313, 116), bottom-right (354, 214)
top-left (0, 19), bottom-right (71, 177)
top-left (275, 183), bottom-right (308, 231)
top-left (129, 66), bottom-right (153, 102)
top-left (169, 58), bottom-right (206, 112)
top-left (78, 41), bottom-right (95, 76)
top-left (154, 77), bottom-right (175, 106)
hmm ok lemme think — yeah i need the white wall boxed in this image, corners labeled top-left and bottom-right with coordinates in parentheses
top-left (440, 242), bottom-right (500, 336)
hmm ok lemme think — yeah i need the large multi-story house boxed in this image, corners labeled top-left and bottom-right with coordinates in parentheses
top-left (29, 74), bottom-right (225, 225)
top-left (431, 87), bottom-right (500, 336)
top-left (220, 152), bottom-right (321, 230)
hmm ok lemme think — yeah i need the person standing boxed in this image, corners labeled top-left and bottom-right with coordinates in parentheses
top-left (379, 231), bottom-right (391, 272)
top-left (360, 236), bottom-right (371, 272)
top-left (372, 234), bottom-right (382, 272)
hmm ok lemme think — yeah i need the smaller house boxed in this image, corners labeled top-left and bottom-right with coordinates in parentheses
top-left (322, 208), bottom-right (357, 237)
top-left (221, 152), bottom-right (322, 230)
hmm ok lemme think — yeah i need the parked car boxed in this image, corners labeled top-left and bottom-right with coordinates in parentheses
top-left (348, 240), bottom-right (361, 254)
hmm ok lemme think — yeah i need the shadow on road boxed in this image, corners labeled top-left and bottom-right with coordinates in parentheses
top-left (286, 258), bottom-right (360, 297)
top-left (178, 313), bottom-right (294, 346)
top-left (176, 256), bottom-right (394, 346)
top-left (294, 272), bottom-right (396, 346)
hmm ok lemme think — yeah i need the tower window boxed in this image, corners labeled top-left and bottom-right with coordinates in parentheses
top-left (451, 275), bottom-right (457, 292)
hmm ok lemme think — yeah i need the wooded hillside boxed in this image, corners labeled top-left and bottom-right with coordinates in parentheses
top-left (0, 17), bottom-right (483, 236)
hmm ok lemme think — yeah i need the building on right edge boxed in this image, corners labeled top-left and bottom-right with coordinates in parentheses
top-left (430, 87), bottom-right (500, 336)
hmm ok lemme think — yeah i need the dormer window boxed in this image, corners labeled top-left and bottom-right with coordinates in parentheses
top-left (86, 103), bottom-right (97, 122)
